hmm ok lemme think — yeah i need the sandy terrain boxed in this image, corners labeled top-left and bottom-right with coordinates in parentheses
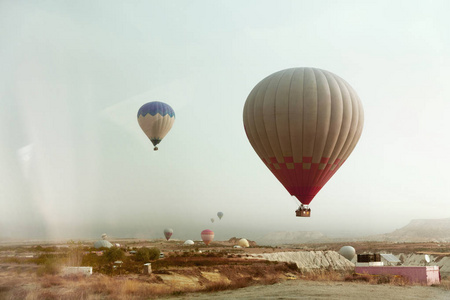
top-left (167, 280), bottom-right (450, 300)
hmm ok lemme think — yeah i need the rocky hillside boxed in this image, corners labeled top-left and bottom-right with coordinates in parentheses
top-left (256, 231), bottom-right (330, 246)
top-left (256, 218), bottom-right (450, 245)
top-left (367, 218), bottom-right (450, 242)
top-left (251, 251), bottom-right (354, 272)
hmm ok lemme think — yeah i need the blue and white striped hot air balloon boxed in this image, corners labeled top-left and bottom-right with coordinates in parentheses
top-left (137, 101), bottom-right (175, 151)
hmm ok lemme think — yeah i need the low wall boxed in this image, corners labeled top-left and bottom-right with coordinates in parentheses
top-left (62, 266), bottom-right (93, 276)
top-left (355, 266), bottom-right (440, 285)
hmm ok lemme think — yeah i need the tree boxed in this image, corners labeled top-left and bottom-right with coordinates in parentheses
top-left (103, 247), bottom-right (125, 263)
top-left (135, 247), bottom-right (160, 262)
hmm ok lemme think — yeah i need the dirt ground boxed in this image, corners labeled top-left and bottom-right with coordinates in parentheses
top-left (2, 239), bottom-right (450, 299)
top-left (166, 280), bottom-right (450, 300)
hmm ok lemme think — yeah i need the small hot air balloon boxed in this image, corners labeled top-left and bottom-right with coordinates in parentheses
top-left (184, 240), bottom-right (194, 246)
top-left (339, 246), bottom-right (356, 261)
top-left (164, 228), bottom-right (173, 241)
top-left (101, 233), bottom-right (107, 240)
top-left (217, 212), bottom-right (223, 220)
top-left (137, 101), bottom-right (175, 151)
top-left (243, 68), bottom-right (364, 217)
top-left (238, 238), bottom-right (249, 248)
top-left (201, 229), bottom-right (214, 246)
top-left (210, 218), bottom-right (215, 223)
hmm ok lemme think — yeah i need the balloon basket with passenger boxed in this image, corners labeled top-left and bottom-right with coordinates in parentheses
top-left (295, 204), bottom-right (311, 217)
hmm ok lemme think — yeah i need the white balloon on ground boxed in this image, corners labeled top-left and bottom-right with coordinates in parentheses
top-left (184, 240), bottom-right (194, 245)
top-left (339, 246), bottom-right (356, 261)
top-left (94, 240), bottom-right (113, 249)
top-left (238, 238), bottom-right (250, 248)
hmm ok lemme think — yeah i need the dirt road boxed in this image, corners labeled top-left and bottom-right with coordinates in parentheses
top-left (167, 280), bottom-right (450, 300)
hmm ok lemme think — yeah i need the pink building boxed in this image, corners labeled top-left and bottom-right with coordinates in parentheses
top-left (355, 266), bottom-right (440, 285)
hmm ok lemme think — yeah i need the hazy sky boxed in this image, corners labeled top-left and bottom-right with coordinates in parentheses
top-left (1, 0), bottom-right (449, 242)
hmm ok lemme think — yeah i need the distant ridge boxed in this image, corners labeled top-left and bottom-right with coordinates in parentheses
top-left (255, 218), bottom-right (450, 246)
top-left (256, 231), bottom-right (329, 246)
top-left (367, 218), bottom-right (450, 242)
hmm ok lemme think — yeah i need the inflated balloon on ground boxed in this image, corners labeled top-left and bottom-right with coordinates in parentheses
top-left (339, 246), bottom-right (356, 261)
top-left (238, 238), bottom-right (249, 248)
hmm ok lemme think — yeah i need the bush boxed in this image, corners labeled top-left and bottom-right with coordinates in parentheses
top-left (135, 247), bottom-right (160, 262)
top-left (36, 257), bottom-right (61, 276)
top-left (81, 253), bottom-right (102, 268)
top-left (103, 247), bottom-right (125, 263)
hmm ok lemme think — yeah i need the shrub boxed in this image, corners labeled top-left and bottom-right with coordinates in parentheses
top-left (286, 262), bottom-right (299, 271)
top-left (36, 257), bottom-right (61, 276)
top-left (81, 253), bottom-right (102, 268)
top-left (103, 247), bottom-right (125, 264)
top-left (135, 247), bottom-right (160, 262)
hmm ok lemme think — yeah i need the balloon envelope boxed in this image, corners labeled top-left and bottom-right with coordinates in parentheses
top-left (243, 67), bottom-right (364, 206)
top-left (164, 228), bottom-right (173, 241)
top-left (184, 240), bottom-right (194, 245)
top-left (217, 212), bottom-right (223, 220)
top-left (201, 229), bottom-right (214, 246)
top-left (210, 218), bottom-right (215, 223)
top-left (339, 246), bottom-right (356, 261)
top-left (238, 238), bottom-right (249, 248)
top-left (137, 101), bottom-right (175, 150)
top-left (94, 240), bottom-right (113, 249)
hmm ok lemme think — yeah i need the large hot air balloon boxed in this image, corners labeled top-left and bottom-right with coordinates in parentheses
top-left (137, 101), bottom-right (175, 151)
top-left (164, 228), bottom-right (173, 241)
top-left (201, 229), bottom-right (214, 246)
top-left (217, 212), bottom-right (223, 220)
top-left (243, 68), bottom-right (364, 217)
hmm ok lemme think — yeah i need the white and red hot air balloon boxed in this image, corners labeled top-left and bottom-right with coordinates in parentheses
top-left (164, 228), bottom-right (173, 241)
top-left (243, 67), bottom-right (364, 217)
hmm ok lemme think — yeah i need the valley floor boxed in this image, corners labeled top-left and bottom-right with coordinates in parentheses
top-left (167, 279), bottom-right (450, 300)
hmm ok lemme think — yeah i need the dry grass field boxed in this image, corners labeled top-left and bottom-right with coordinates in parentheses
top-left (1, 239), bottom-right (450, 299)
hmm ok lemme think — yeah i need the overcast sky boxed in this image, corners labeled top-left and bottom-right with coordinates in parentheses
top-left (1, 0), bottom-right (449, 242)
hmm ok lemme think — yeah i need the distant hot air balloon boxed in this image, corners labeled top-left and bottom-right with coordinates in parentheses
top-left (210, 218), bottom-right (215, 223)
top-left (137, 101), bottom-right (175, 151)
top-left (101, 233), bottom-right (107, 240)
top-left (184, 240), bottom-right (195, 246)
top-left (339, 246), bottom-right (356, 261)
top-left (243, 68), bottom-right (364, 217)
top-left (217, 212), bottom-right (223, 220)
top-left (201, 229), bottom-right (214, 246)
top-left (164, 228), bottom-right (173, 241)
top-left (238, 238), bottom-right (249, 248)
